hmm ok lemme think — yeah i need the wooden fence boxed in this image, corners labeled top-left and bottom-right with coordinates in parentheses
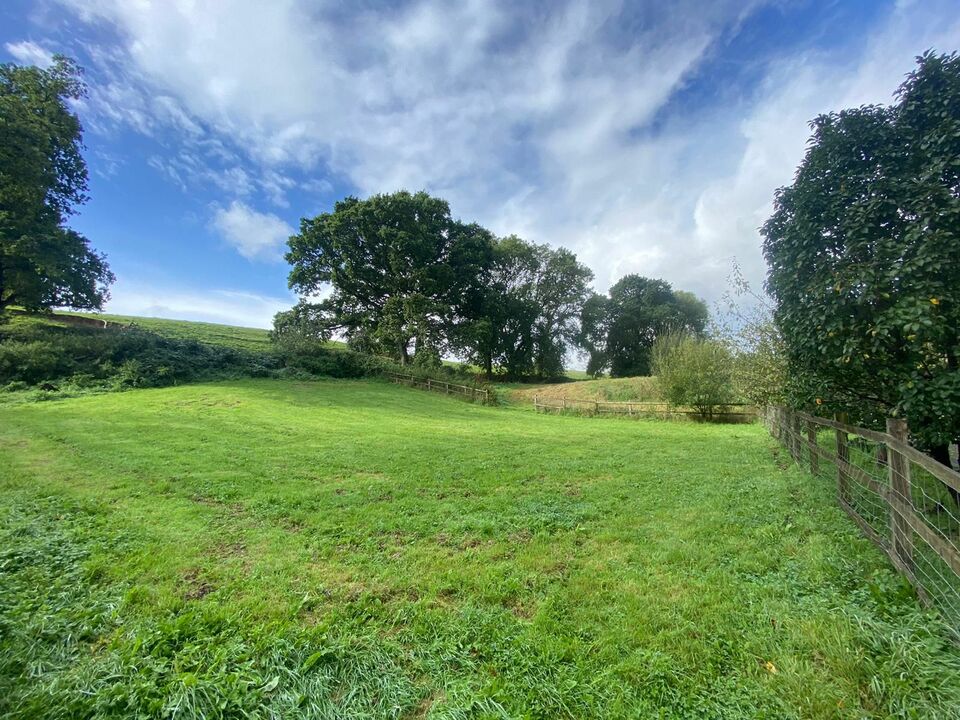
top-left (386, 372), bottom-right (492, 404)
top-left (764, 406), bottom-right (960, 635)
top-left (534, 396), bottom-right (755, 422)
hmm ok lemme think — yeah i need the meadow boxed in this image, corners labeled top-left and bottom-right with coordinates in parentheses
top-left (2, 378), bottom-right (959, 718)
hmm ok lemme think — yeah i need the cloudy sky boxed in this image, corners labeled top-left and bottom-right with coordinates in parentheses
top-left (3, 0), bottom-right (959, 328)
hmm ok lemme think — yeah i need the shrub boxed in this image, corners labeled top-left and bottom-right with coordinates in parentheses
top-left (652, 333), bottom-right (736, 417)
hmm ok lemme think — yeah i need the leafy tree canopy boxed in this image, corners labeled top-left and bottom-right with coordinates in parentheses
top-left (762, 51), bottom-right (960, 453)
top-left (0, 56), bottom-right (113, 313)
top-left (450, 235), bottom-right (592, 379)
top-left (284, 191), bottom-right (492, 365)
top-left (581, 275), bottom-right (708, 377)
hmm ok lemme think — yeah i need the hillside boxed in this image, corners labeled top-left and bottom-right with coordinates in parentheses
top-left (0, 312), bottom-right (371, 397)
top-left (506, 374), bottom-right (663, 405)
top-left (60, 310), bottom-right (350, 353)
top-left (2, 378), bottom-right (957, 717)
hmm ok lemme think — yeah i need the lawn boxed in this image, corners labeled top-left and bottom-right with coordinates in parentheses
top-left (1, 379), bottom-right (958, 718)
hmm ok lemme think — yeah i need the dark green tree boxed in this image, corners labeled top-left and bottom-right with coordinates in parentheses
top-left (283, 191), bottom-right (492, 365)
top-left (452, 236), bottom-right (592, 379)
top-left (762, 51), bottom-right (960, 471)
top-left (0, 56), bottom-right (113, 313)
top-left (581, 275), bottom-right (708, 377)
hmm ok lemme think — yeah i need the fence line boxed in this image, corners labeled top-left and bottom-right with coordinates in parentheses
top-left (386, 372), bottom-right (491, 404)
top-left (534, 396), bottom-right (755, 422)
top-left (764, 405), bottom-right (960, 635)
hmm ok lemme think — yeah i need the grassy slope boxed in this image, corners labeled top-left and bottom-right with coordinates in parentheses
top-left (505, 375), bottom-right (663, 405)
top-left (60, 310), bottom-right (349, 353)
top-left (2, 379), bottom-right (959, 718)
top-left (59, 311), bottom-right (276, 352)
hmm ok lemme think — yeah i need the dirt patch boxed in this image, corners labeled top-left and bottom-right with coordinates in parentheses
top-left (182, 568), bottom-right (215, 600)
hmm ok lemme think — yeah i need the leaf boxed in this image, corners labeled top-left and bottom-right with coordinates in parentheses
top-left (262, 676), bottom-right (280, 693)
top-left (301, 651), bottom-right (327, 671)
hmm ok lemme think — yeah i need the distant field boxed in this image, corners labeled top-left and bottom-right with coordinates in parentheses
top-left (2, 379), bottom-right (957, 717)
top-left (59, 310), bottom-right (277, 352)
top-left (506, 374), bottom-right (663, 405)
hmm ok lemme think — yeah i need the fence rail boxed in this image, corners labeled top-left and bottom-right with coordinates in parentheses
top-left (386, 372), bottom-right (491, 404)
top-left (534, 396), bottom-right (755, 422)
top-left (764, 406), bottom-right (960, 635)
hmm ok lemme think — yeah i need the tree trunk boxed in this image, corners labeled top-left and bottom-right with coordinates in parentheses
top-left (398, 342), bottom-right (410, 366)
top-left (484, 355), bottom-right (493, 380)
top-left (930, 443), bottom-right (960, 505)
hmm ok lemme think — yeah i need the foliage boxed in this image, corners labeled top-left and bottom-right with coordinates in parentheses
top-left (581, 276), bottom-right (708, 378)
top-left (0, 56), bottom-right (114, 313)
top-left (2, 379), bottom-right (959, 717)
top-left (712, 261), bottom-right (788, 407)
top-left (453, 235), bottom-right (592, 379)
top-left (762, 51), bottom-right (960, 453)
top-left (281, 193), bottom-right (593, 380)
top-left (0, 314), bottom-right (388, 398)
top-left (284, 191), bottom-right (492, 365)
top-left (652, 333), bottom-right (736, 416)
top-left (0, 314), bottom-right (276, 391)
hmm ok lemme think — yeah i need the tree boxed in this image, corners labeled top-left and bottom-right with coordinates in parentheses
top-left (762, 51), bottom-right (960, 468)
top-left (712, 261), bottom-right (787, 407)
top-left (652, 332), bottom-right (736, 418)
top-left (580, 275), bottom-right (708, 377)
top-left (0, 56), bottom-right (113, 313)
top-left (283, 191), bottom-right (492, 365)
top-left (451, 236), bottom-right (592, 379)
top-left (530, 243), bottom-right (593, 377)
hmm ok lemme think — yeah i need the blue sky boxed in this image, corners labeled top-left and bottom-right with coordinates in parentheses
top-left (2, 0), bottom-right (959, 328)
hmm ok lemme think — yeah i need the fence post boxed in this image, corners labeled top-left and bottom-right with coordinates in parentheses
top-left (807, 421), bottom-right (819, 475)
top-left (791, 411), bottom-right (802, 462)
top-left (886, 417), bottom-right (914, 573)
top-left (835, 413), bottom-right (850, 504)
top-left (594, 400), bottom-right (599, 416)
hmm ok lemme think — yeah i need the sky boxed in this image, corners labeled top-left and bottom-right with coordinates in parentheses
top-left (2, 0), bottom-right (959, 329)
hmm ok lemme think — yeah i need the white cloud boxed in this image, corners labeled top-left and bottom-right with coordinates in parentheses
top-left (47, 0), bottom-right (960, 303)
top-left (210, 200), bottom-right (294, 261)
top-left (4, 40), bottom-right (54, 67)
top-left (103, 280), bottom-right (293, 328)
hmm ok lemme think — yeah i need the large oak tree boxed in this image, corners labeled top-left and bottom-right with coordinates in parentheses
top-left (283, 191), bottom-right (492, 365)
top-left (0, 56), bottom-right (113, 314)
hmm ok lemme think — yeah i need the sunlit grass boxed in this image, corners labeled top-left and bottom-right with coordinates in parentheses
top-left (2, 378), bottom-right (958, 718)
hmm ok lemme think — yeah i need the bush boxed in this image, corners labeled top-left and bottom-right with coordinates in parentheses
top-left (652, 334), bottom-right (736, 417)
top-left (0, 315), bottom-right (281, 391)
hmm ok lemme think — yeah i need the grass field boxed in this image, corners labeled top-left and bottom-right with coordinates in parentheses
top-left (505, 375), bottom-right (663, 405)
top-left (58, 311), bottom-right (278, 352)
top-left (2, 379), bottom-right (959, 718)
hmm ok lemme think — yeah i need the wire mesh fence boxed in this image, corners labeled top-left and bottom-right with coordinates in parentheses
top-left (763, 406), bottom-right (960, 636)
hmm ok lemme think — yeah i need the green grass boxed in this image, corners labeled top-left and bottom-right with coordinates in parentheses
top-left (60, 310), bottom-right (348, 353)
top-left (2, 379), bottom-right (959, 718)
top-left (58, 311), bottom-right (277, 352)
